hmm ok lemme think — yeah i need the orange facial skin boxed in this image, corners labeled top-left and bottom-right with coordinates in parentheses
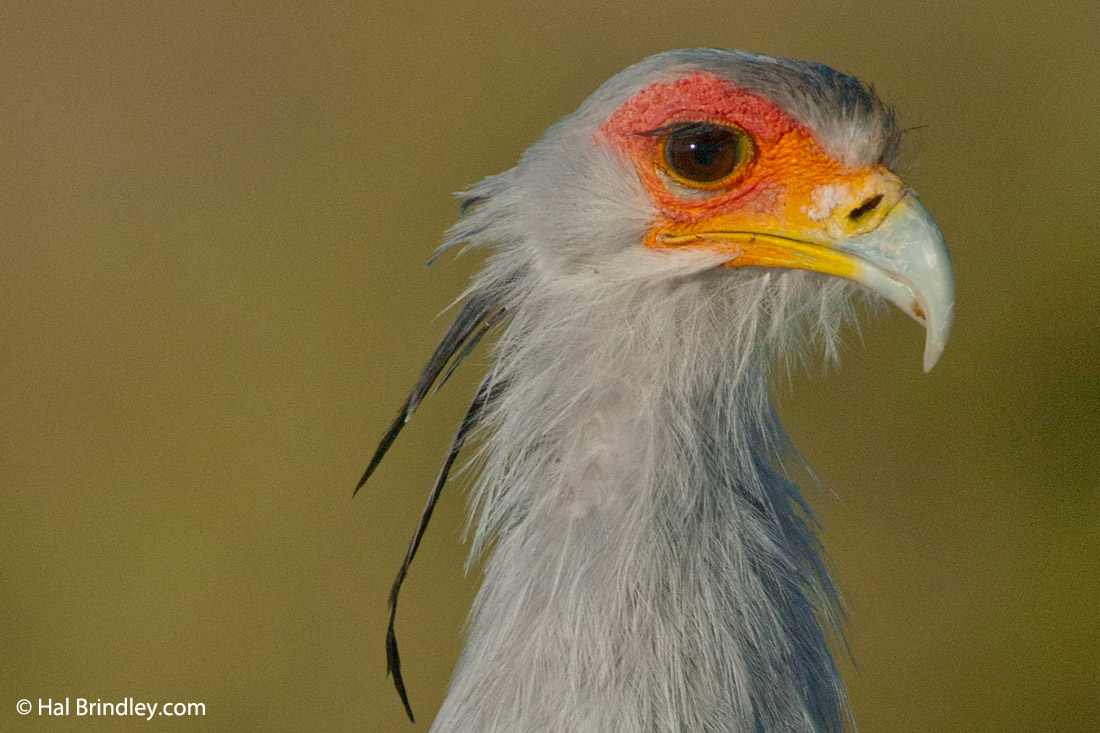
top-left (595, 73), bottom-right (902, 273)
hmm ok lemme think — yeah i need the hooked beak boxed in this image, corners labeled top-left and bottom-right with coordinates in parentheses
top-left (651, 172), bottom-right (955, 371)
top-left (830, 194), bottom-right (954, 371)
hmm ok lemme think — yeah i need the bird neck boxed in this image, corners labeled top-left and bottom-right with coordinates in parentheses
top-left (434, 271), bottom-right (847, 732)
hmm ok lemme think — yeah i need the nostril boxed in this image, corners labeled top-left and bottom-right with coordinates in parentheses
top-left (848, 194), bottom-right (884, 222)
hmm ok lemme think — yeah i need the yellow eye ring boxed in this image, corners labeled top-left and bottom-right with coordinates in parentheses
top-left (658, 122), bottom-right (754, 191)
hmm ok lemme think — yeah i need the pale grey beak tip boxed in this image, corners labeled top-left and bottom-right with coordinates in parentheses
top-left (839, 195), bottom-right (955, 374)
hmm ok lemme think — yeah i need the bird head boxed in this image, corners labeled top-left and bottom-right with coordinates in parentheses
top-left (373, 52), bottom-right (958, 725)
top-left (446, 49), bottom-right (954, 371)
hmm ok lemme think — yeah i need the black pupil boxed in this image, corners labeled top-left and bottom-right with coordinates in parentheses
top-left (664, 125), bottom-right (740, 183)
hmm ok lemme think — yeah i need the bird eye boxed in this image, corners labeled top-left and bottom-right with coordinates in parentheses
top-left (660, 123), bottom-right (751, 189)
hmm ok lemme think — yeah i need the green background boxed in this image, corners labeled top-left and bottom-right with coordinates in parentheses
top-left (3, 2), bottom-right (1097, 730)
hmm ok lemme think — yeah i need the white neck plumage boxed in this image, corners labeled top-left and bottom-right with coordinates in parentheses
top-left (431, 259), bottom-right (850, 732)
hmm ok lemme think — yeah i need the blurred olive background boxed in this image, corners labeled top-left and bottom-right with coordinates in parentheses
top-left (2, 2), bottom-right (1097, 731)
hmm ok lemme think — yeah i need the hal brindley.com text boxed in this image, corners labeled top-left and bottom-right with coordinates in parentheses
top-left (36, 697), bottom-right (205, 719)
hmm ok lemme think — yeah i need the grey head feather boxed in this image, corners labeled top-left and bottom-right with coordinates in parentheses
top-left (570, 48), bottom-right (899, 168)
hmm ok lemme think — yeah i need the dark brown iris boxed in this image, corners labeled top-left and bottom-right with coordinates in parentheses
top-left (662, 123), bottom-right (745, 184)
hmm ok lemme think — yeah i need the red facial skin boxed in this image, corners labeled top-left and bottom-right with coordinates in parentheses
top-left (595, 73), bottom-right (872, 238)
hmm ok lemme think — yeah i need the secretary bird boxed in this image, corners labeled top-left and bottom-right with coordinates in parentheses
top-left (359, 48), bottom-right (954, 732)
